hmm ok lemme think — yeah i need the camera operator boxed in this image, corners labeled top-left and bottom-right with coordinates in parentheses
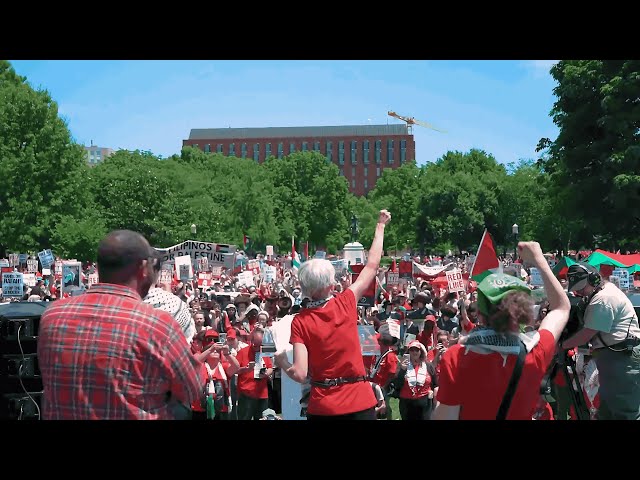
top-left (560, 263), bottom-right (640, 420)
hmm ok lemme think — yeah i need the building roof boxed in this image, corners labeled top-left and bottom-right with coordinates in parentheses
top-left (188, 124), bottom-right (409, 140)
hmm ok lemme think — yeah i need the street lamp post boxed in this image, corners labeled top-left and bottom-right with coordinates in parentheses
top-left (512, 223), bottom-right (519, 261)
top-left (191, 224), bottom-right (197, 236)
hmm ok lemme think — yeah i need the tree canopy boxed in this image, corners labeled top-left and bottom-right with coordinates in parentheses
top-left (2, 59), bottom-right (639, 260)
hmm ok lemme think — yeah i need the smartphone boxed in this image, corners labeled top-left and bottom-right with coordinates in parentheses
top-left (403, 353), bottom-right (410, 362)
top-left (219, 333), bottom-right (227, 343)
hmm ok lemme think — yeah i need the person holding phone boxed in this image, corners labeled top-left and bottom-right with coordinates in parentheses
top-left (396, 340), bottom-right (437, 420)
top-left (235, 327), bottom-right (273, 420)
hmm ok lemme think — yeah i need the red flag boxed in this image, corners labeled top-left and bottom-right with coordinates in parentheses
top-left (304, 241), bottom-right (309, 260)
top-left (243, 234), bottom-right (250, 249)
top-left (470, 229), bottom-right (500, 283)
top-left (390, 258), bottom-right (397, 272)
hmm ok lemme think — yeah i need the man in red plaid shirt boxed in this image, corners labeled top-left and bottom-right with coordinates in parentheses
top-left (38, 230), bottom-right (201, 420)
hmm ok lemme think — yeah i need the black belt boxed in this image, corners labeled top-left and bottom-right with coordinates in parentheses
top-left (311, 376), bottom-right (368, 388)
top-left (594, 337), bottom-right (640, 354)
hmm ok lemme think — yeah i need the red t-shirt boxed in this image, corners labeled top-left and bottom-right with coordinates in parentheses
top-left (190, 359), bottom-right (233, 412)
top-left (372, 350), bottom-right (399, 388)
top-left (290, 289), bottom-right (377, 416)
top-left (235, 345), bottom-right (272, 399)
top-left (399, 362), bottom-right (434, 399)
top-left (437, 329), bottom-right (557, 420)
top-left (363, 355), bottom-right (376, 375)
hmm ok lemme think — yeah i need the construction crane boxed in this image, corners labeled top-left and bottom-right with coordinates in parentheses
top-left (387, 111), bottom-right (446, 134)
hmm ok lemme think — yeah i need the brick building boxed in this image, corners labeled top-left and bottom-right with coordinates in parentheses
top-left (182, 124), bottom-right (415, 196)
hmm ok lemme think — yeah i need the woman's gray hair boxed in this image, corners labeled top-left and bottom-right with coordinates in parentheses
top-left (298, 259), bottom-right (336, 300)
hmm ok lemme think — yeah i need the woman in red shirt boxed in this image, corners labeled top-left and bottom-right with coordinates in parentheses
top-left (397, 340), bottom-right (437, 420)
top-left (191, 330), bottom-right (240, 420)
top-left (275, 209), bottom-right (392, 420)
top-left (433, 242), bottom-right (571, 420)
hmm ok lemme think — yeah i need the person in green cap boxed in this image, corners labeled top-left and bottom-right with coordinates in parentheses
top-left (433, 242), bottom-right (571, 420)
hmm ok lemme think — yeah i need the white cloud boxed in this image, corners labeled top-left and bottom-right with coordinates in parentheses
top-left (523, 60), bottom-right (559, 78)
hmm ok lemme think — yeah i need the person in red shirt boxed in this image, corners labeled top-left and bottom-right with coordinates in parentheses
top-left (235, 327), bottom-right (273, 420)
top-left (397, 340), bottom-right (437, 420)
top-left (191, 330), bottom-right (240, 420)
top-left (275, 209), bottom-right (392, 420)
top-left (433, 242), bottom-right (571, 420)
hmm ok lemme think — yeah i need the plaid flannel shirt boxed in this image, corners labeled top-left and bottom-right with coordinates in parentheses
top-left (38, 283), bottom-right (201, 419)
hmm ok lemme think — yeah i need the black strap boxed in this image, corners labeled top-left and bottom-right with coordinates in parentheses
top-left (496, 341), bottom-right (526, 420)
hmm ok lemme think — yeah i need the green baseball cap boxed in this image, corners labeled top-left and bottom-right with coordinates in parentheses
top-left (477, 273), bottom-right (531, 316)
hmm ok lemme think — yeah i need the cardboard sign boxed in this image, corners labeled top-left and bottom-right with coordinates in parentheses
top-left (387, 271), bottom-right (399, 286)
top-left (266, 245), bottom-right (274, 257)
top-left (55, 260), bottom-right (63, 277)
top-left (42, 268), bottom-right (51, 276)
top-left (211, 266), bottom-right (223, 279)
top-left (247, 260), bottom-right (261, 275)
top-left (446, 268), bottom-right (465, 293)
top-left (237, 271), bottom-right (254, 287)
top-left (198, 272), bottom-right (212, 287)
top-left (358, 325), bottom-right (379, 356)
top-left (262, 265), bottom-right (277, 283)
top-left (18, 254), bottom-right (28, 264)
top-left (2, 272), bottom-right (24, 297)
top-left (350, 264), bottom-right (376, 307)
top-left (387, 319), bottom-right (401, 339)
top-left (0, 259), bottom-right (9, 268)
top-left (88, 273), bottom-right (99, 286)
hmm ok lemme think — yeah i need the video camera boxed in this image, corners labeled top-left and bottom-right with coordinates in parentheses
top-left (560, 295), bottom-right (588, 342)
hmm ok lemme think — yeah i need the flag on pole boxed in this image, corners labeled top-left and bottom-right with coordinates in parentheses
top-left (243, 234), bottom-right (250, 249)
top-left (304, 241), bottom-right (309, 261)
top-left (470, 229), bottom-right (500, 283)
top-left (390, 258), bottom-right (397, 272)
top-left (292, 235), bottom-right (301, 271)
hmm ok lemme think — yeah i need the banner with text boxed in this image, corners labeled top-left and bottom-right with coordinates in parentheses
top-left (155, 240), bottom-right (236, 270)
top-left (446, 268), bottom-right (465, 293)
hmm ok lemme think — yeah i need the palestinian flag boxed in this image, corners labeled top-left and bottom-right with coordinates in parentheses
top-left (470, 229), bottom-right (500, 283)
top-left (243, 234), bottom-right (250, 249)
top-left (292, 236), bottom-right (301, 271)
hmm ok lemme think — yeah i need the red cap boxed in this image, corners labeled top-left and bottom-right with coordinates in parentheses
top-left (204, 330), bottom-right (219, 340)
top-left (425, 315), bottom-right (436, 323)
top-left (226, 328), bottom-right (237, 339)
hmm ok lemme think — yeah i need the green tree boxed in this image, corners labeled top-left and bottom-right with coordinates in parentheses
top-left (0, 60), bottom-right (91, 255)
top-left (368, 161), bottom-right (423, 253)
top-left (50, 212), bottom-right (108, 262)
top-left (417, 150), bottom-right (506, 254)
top-left (264, 152), bottom-right (351, 252)
top-left (538, 60), bottom-right (640, 250)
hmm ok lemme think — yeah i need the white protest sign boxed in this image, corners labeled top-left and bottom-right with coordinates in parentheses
top-left (23, 273), bottom-right (37, 287)
top-left (88, 273), bottom-right (99, 287)
top-left (387, 319), bottom-right (401, 339)
top-left (0, 259), bottom-right (9, 268)
top-left (159, 268), bottom-right (172, 285)
top-left (55, 260), bottom-right (63, 276)
top-left (262, 266), bottom-right (276, 283)
top-left (211, 266), bottom-right (223, 279)
top-left (529, 267), bottom-right (544, 286)
top-left (198, 273), bottom-right (212, 288)
top-left (237, 271), bottom-right (253, 287)
top-left (197, 257), bottom-right (209, 273)
top-left (175, 255), bottom-right (193, 281)
top-left (27, 259), bottom-right (38, 273)
top-left (8, 254), bottom-right (19, 267)
top-left (2, 272), bottom-right (24, 297)
top-left (413, 262), bottom-right (447, 277)
top-left (247, 260), bottom-right (261, 275)
top-left (446, 268), bottom-right (465, 293)
top-left (155, 240), bottom-right (236, 270)
top-left (612, 268), bottom-right (630, 290)
top-left (42, 268), bottom-right (51, 276)
top-left (387, 271), bottom-right (399, 286)
top-left (266, 245), bottom-right (274, 257)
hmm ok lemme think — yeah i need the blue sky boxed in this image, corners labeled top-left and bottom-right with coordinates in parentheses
top-left (9, 60), bottom-right (559, 165)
